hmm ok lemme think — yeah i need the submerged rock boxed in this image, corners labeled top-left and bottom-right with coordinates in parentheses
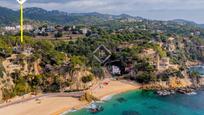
top-left (176, 87), bottom-right (195, 94)
top-left (122, 110), bottom-right (140, 115)
top-left (156, 90), bottom-right (174, 96)
top-left (148, 106), bottom-right (158, 110)
top-left (116, 97), bottom-right (127, 103)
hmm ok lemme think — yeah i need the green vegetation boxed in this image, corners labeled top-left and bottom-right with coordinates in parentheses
top-left (0, 36), bottom-right (72, 98)
top-left (0, 38), bottom-right (12, 57)
top-left (54, 31), bottom-right (63, 38)
top-left (0, 60), bottom-right (5, 78)
top-left (158, 69), bottom-right (184, 81)
top-left (131, 60), bottom-right (156, 83)
top-left (91, 66), bottom-right (104, 79)
top-left (2, 88), bottom-right (15, 101)
top-left (189, 71), bottom-right (200, 84)
top-left (1, 8), bottom-right (204, 99)
top-left (14, 78), bottom-right (31, 96)
top-left (70, 56), bottom-right (86, 68)
top-left (81, 75), bottom-right (93, 83)
top-left (190, 71), bottom-right (200, 79)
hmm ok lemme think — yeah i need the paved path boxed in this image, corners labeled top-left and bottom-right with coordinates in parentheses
top-left (0, 92), bottom-right (84, 109)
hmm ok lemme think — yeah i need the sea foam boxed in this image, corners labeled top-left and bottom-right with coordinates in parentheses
top-left (101, 94), bottom-right (115, 101)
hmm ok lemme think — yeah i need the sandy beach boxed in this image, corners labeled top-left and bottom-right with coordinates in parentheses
top-left (0, 80), bottom-right (141, 115)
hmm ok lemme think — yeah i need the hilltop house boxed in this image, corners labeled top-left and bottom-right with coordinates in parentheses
top-left (4, 26), bottom-right (16, 31)
top-left (55, 25), bottom-right (63, 31)
top-left (140, 48), bottom-right (177, 71)
top-left (105, 57), bottom-right (134, 76)
top-left (156, 56), bottom-right (179, 71)
top-left (80, 28), bottom-right (88, 34)
top-left (4, 25), bottom-right (33, 31)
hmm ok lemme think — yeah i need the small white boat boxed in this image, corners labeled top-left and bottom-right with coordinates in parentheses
top-left (88, 103), bottom-right (104, 113)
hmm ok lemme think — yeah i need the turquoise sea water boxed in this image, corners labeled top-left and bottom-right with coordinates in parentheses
top-left (67, 90), bottom-right (204, 115)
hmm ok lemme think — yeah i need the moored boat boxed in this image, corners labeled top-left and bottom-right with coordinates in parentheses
top-left (88, 103), bottom-right (104, 113)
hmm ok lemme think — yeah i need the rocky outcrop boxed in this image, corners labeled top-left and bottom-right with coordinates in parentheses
top-left (79, 91), bottom-right (99, 102)
top-left (0, 54), bottom-right (42, 101)
top-left (142, 77), bottom-right (198, 96)
top-left (156, 85), bottom-right (201, 96)
top-left (176, 86), bottom-right (196, 94)
top-left (0, 72), bottom-right (14, 100)
top-left (143, 77), bottom-right (192, 90)
top-left (156, 90), bottom-right (175, 96)
top-left (68, 68), bottom-right (95, 91)
top-left (168, 77), bottom-right (192, 89)
top-left (33, 59), bottom-right (42, 75)
top-left (2, 54), bottom-right (40, 77)
top-left (199, 78), bottom-right (204, 86)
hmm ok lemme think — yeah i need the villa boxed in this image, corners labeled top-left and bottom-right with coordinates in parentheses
top-left (80, 28), bottom-right (89, 34)
top-left (111, 65), bottom-right (121, 75)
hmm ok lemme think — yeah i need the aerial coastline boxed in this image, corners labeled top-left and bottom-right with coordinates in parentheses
top-left (0, 2), bottom-right (204, 115)
top-left (0, 79), bottom-right (141, 115)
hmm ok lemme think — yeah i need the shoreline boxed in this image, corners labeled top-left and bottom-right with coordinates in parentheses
top-left (1, 77), bottom-right (203, 115)
top-left (0, 78), bottom-right (203, 115)
top-left (0, 80), bottom-right (141, 115)
top-left (52, 80), bottom-right (141, 115)
top-left (58, 88), bottom-right (139, 115)
top-left (54, 80), bottom-right (141, 115)
top-left (60, 84), bottom-right (204, 115)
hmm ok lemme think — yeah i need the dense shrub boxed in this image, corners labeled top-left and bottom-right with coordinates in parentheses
top-left (81, 75), bottom-right (93, 83)
top-left (2, 88), bottom-right (15, 101)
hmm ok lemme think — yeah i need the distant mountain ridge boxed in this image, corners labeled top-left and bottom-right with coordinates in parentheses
top-left (171, 19), bottom-right (197, 25)
top-left (0, 6), bottom-right (203, 28)
top-left (199, 24), bottom-right (204, 28)
top-left (0, 6), bottom-right (143, 25)
top-left (170, 19), bottom-right (204, 28)
top-left (0, 6), bottom-right (18, 25)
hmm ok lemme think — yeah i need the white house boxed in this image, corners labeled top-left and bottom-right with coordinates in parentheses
top-left (80, 28), bottom-right (88, 34)
top-left (111, 65), bottom-right (121, 75)
top-left (16, 25), bottom-right (33, 31)
top-left (4, 26), bottom-right (16, 31)
top-left (24, 25), bottom-right (33, 31)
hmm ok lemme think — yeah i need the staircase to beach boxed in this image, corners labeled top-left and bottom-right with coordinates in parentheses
top-left (103, 67), bottom-right (112, 78)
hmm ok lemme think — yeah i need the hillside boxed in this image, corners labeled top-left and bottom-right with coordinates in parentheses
top-left (0, 6), bottom-right (200, 28)
top-left (171, 19), bottom-right (204, 29)
top-left (0, 6), bottom-right (203, 37)
top-left (0, 6), bottom-right (204, 102)
top-left (171, 19), bottom-right (197, 25)
top-left (0, 6), bottom-right (142, 25)
top-left (0, 7), bottom-right (18, 25)
top-left (199, 24), bottom-right (204, 29)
